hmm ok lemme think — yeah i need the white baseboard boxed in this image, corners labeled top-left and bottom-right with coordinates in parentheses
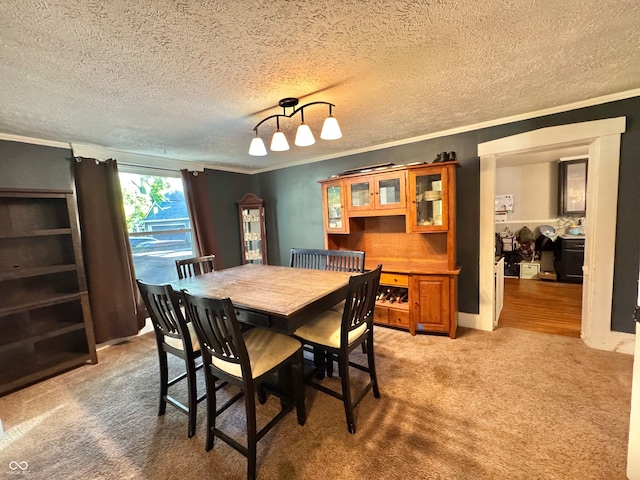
top-left (458, 312), bottom-right (487, 330)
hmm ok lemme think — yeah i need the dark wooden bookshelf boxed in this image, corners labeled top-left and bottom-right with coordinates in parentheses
top-left (0, 189), bottom-right (97, 396)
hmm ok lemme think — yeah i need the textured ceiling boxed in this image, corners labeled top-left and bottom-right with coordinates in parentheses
top-left (1, 0), bottom-right (640, 172)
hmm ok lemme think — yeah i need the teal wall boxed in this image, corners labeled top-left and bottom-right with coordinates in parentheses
top-left (203, 169), bottom-right (255, 269)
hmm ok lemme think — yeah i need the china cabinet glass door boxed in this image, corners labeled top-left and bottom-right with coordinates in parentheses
top-left (346, 177), bottom-right (372, 212)
top-left (237, 193), bottom-right (267, 264)
top-left (408, 167), bottom-right (448, 232)
top-left (346, 171), bottom-right (406, 213)
top-left (323, 180), bottom-right (349, 233)
top-left (374, 171), bottom-right (406, 210)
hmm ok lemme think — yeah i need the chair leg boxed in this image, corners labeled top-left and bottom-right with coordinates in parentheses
top-left (366, 335), bottom-right (381, 398)
top-left (204, 371), bottom-right (217, 452)
top-left (339, 353), bottom-right (356, 434)
top-left (313, 346), bottom-right (326, 379)
top-left (257, 383), bottom-right (267, 404)
top-left (158, 351), bottom-right (169, 416)
top-left (293, 350), bottom-right (306, 426)
top-left (245, 384), bottom-right (258, 480)
top-left (185, 355), bottom-right (198, 438)
top-left (326, 351), bottom-right (334, 378)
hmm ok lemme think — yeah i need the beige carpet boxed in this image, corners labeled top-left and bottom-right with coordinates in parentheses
top-left (0, 326), bottom-right (633, 479)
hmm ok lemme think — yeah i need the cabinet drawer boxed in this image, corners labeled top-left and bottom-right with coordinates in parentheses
top-left (374, 307), bottom-right (389, 324)
top-left (388, 309), bottom-right (410, 328)
top-left (380, 273), bottom-right (409, 287)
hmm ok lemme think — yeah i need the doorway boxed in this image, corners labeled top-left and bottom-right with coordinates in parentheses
top-left (477, 117), bottom-right (633, 352)
top-left (493, 147), bottom-right (586, 337)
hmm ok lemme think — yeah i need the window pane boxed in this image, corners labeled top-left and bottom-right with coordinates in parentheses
top-left (119, 172), bottom-right (196, 284)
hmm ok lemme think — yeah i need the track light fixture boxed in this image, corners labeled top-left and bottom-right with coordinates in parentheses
top-left (249, 97), bottom-right (342, 156)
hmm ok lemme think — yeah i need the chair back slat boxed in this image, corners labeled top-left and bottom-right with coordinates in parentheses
top-left (290, 248), bottom-right (365, 273)
top-left (341, 265), bottom-right (382, 339)
top-left (136, 280), bottom-right (189, 341)
top-left (182, 292), bottom-right (247, 372)
top-left (175, 255), bottom-right (217, 280)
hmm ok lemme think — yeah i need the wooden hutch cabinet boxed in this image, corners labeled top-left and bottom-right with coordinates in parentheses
top-left (0, 189), bottom-right (97, 395)
top-left (319, 162), bottom-right (460, 338)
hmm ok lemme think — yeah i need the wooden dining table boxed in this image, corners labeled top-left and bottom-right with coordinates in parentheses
top-left (169, 263), bottom-right (353, 334)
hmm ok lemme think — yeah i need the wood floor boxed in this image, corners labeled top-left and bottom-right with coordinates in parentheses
top-left (498, 277), bottom-right (582, 337)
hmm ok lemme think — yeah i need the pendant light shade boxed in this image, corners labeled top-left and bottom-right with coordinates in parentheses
top-left (248, 136), bottom-right (267, 156)
top-left (249, 97), bottom-right (342, 156)
top-left (320, 115), bottom-right (342, 140)
top-left (270, 130), bottom-right (290, 151)
top-left (295, 123), bottom-right (315, 146)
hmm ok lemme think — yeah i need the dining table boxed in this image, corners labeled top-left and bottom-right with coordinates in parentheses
top-left (169, 263), bottom-right (353, 334)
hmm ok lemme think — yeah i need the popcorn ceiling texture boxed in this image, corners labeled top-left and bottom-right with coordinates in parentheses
top-left (1, 0), bottom-right (640, 171)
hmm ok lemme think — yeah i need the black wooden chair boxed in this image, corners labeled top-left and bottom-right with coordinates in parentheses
top-left (136, 280), bottom-right (206, 438)
top-left (290, 248), bottom-right (368, 372)
top-left (289, 248), bottom-right (365, 273)
top-left (181, 292), bottom-right (306, 480)
top-left (293, 265), bottom-right (382, 434)
top-left (175, 254), bottom-right (217, 279)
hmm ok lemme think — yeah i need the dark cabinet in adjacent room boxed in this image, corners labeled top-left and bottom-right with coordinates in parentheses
top-left (555, 236), bottom-right (585, 283)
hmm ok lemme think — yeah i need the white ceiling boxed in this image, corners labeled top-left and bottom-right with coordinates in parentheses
top-left (1, 1), bottom-right (640, 173)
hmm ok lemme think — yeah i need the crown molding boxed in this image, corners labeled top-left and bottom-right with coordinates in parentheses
top-left (70, 144), bottom-right (205, 172)
top-left (0, 133), bottom-right (69, 149)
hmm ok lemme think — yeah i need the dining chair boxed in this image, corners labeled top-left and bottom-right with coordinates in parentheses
top-left (290, 248), bottom-right (368, 365)
top-left (136, 280), bottom-right (206, 438)
top-left (181, 292), bottom-right (306, 480)
top-left (175, 254), bottom-right (217, 280)
top-left (293, 265), bottom-right (382, 434)
top-left (289, 248), bottom-right (365, 273)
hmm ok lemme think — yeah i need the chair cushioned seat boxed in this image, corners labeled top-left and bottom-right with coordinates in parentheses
top-left (294, 310), bottom-right (367, 349)
top-left (212, 328), bottom-right (302, 379)
top-left (165, 321), bottom-right (200, 352)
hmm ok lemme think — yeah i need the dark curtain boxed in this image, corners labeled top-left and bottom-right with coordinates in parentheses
top-left (74, 158), bottom-right (145, 343)
top-left (181, 169), bottom-right (220, 268)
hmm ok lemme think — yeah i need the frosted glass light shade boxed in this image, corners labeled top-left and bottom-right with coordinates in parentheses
top-left (248, 136), bottom-right (267, 156)
top-left (320, 116), bottom-right (342, 140)
top-left (295, 123), bottom-right (316, 146)
top-left (270, 130), bottom-right (290, 151)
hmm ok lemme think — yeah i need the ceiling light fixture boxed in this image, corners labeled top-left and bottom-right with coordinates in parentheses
top-left (249, 97), bottom-right (342, 156)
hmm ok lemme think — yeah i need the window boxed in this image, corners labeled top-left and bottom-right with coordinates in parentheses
top-left (119, 171), bottom-right (196, 284)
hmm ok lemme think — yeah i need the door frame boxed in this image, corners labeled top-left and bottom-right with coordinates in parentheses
top-left (477, 117), bottom-right (634, 353)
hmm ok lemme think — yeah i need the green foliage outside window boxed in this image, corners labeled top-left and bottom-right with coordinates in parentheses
top-left (120, 174), bottom-right (171, 232)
